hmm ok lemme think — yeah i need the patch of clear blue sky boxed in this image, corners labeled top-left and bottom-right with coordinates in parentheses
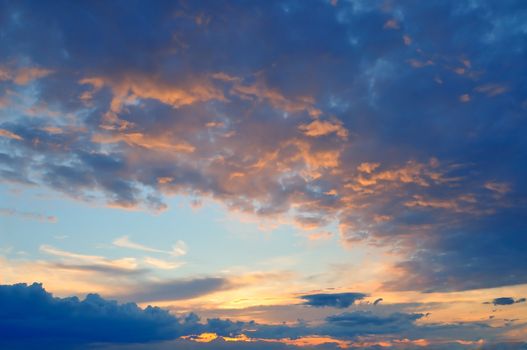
top-left (1, 184), bottom-right (354, 280)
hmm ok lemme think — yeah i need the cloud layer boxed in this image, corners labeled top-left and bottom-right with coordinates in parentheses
top-left (0, 0), bottom-right (526, 296)
top-left (1, 283), bottom-right (521, 350)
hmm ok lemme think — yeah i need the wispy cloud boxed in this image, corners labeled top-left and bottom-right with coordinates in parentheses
top-left (143, 257), bottom-right (184, 270)
top-left (39, 244), bottom-right (137, 270)
top-left (113, 236), bottom-right (187, 257)
top-left (0, 208), bottom-right (57, 223)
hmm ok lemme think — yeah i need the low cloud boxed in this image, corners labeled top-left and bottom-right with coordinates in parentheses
top-left (485, 297), bottom-right (526, 306)
top-left (0, 283), bottom-right (183, 346)
top-left (0, 283), bottom-right (513, 350)
top-left (113, 278), bottom-right (233, 303)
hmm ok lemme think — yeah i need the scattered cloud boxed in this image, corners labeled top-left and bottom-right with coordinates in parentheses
top-left (300, 293), bottom-right (367, 309)
top-left (485, 297), bottom-right (526, 306)
top-left (0, 208), bottom-right (57, 223)
top-left (0, 283), bottom-right (512, 350)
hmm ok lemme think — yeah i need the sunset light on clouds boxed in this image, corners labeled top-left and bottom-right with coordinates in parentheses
top-left (0, 0), bottom-right (527, 349)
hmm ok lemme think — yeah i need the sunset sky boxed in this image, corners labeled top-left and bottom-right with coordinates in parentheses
top-left (1, 0), bottom-right (526, 349)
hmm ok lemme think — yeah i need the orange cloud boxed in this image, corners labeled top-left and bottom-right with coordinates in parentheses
top-left (0, 65), bottom-right (53, 85)
top-left (459, 94), bottom-right (471, 102)
top-left (357, 162), bottom-right (380, 174)
top-left (81, 74), bottom-right (225, 130)
top-left (14, 67), bottom-right (53, 85)
top-left (484, 181), bottom-right (511, 195)
top-left (353, 160), bottom-right (441, 189)
top-left (407, 59), bottom-right (434, 68)
top-left (0, 128), bottom-right (23, 140)
top-left (230, 78), bottom-right (321, 117)
top-left (307, 231), bottom-right (333, 241)
top-left (92, 132), bottom-right (196, 153)
top-left (384, 19), bottom-right (400, 30)
top-left (81, 75), bottom-right (224, 109)
top-left (299, 119), bottom-right (348, 139)
top-left (475, 83), bottom-right (509, 97)
top-left (279, 336), bottom-right (350, 348)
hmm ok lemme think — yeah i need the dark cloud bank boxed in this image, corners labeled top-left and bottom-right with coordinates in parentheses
top-left (1, 283), bottom-right (526, 350)
top-left (0, 0), bottom-right (526, 311)
top-left (0, 283), bottom-right (520, 349)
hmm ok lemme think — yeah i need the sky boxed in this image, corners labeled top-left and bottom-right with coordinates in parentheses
top-left (0, 0), bottom-right (526, 349)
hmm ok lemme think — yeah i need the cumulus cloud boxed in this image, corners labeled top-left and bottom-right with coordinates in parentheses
top-left (0, 283), bottom-right (183, 346)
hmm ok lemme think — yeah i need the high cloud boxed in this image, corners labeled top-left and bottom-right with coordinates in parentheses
top-left (113, 236), bottom-right (187, 257)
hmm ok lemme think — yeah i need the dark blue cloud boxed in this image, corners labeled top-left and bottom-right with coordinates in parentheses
top-left (300, 292), bottom-right (367, 308)
top-left (324, 311), bottom-right (424, 333)
top-left (0, 283), bottom-right (183, 346)
top-left (373, 298), bottom-right (383, 305)
top-left (485, 297), bottom-right (526, 306)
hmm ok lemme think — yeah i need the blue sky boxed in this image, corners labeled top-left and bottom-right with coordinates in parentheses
top-left (0, 0), bottom-right (527, 349)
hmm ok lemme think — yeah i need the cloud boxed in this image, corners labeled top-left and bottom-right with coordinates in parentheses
top-left (0, 283), bottom-right (514, 349)
top-left (112, 278), bottom-right (233, 303)
top-left (90, 338), bottom-right (347, 350)
top-left (48, 262), bottom-right (149, 277)
top-left (475, 84), bottom-right (509, 97)
top-left (325, 311), bottom-right (424, 332)
top-left (143, 257), bottom-right (184, 270)
top-left (300, 292), bottom-right (367, 309)
top-left (306, 231), bottom-right (333, 241)
top-left (486, 297), bottom-right (526, 306)
top-left (113, 236), bottom-right (187, 257)
top-left (0, 283), bottom-right (184, 346)
top-left (0, 65), bottom-right (53, 85)
top-left (39, 244), bottom-right (138, 270)
top-left (298, 119), bottom-right (348, 139)
top-left (0, 129), bottom-right (23, 141)
top-left (0, 208), bottom-right (57, 223)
